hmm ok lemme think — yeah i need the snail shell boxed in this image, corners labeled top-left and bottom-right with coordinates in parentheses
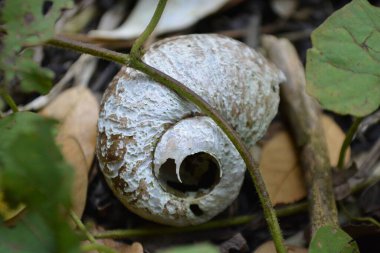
top-left (97, 34), bottom-right (284, 226)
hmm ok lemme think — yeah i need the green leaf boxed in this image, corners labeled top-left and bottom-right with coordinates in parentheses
top-left (0, 112), bottom-right (80, 253)
top-left (10, 49), bottom-right (54, 94)
top-left (158, 243), bottom-right (220, 253)
top-left (309, 226), bottom-right (359, 253)
top-left (0, 0), bottom-right (73, 94)
top-left (306, 0), bottom-right (380, 117)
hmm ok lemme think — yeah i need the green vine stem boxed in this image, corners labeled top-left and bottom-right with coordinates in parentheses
top-left (94, 202), bottom-right (308, 239)
top-left (130, 59), bottom-right (287, 252)
top-left (337, 117), bottom-right (363, 169)
top-left (47, 36), bottom-right (287, 252)
top-left (70, 210), bottom-right (97, 244)
top-left (130, 0), bottom-right (167, 58)
top-left (47, 1), bottom-right (287, 252)
top-left (0, 87), bottom-right (19, 113)
top-left (70, 211), bottom-right (117, 253)
top-left (48, 35), bottom-right (130, 65)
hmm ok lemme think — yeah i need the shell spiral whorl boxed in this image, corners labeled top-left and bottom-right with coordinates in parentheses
top-left (97, 34), bottom-right (284, 226)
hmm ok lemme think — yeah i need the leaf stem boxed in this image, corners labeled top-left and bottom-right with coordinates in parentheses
top-left (47, 35), bottom-right (130, 65)
top-left (0, 87), bottom-right (19, 113)
top-left (70, 210), bottom-right (97, 244)
top-left (130, 0), bottom-right (167, 58)
top-left (337, 117), bottom-right (363, 169)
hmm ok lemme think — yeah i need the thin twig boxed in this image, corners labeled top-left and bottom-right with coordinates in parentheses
top-left (338, 117), bottom-right (363, 169)
top-left (130, 0), bottom-right (167, 57)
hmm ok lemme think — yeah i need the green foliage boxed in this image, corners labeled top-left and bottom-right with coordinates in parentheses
top-left (309, 226), bottom-right (359, 253)
top-left (0, 0), bottom-right (72, 94)
top-left (0, 112), bottom-right (80, 253)
top-left (306, 0), bottom-right (380, 117)
top-left (158, 243), bottom-right (220, 253)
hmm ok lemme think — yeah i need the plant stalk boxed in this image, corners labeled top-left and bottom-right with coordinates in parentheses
top-left (47, 35), bottom-right (287, 252)
top-left (47, 35), bottom-right (130, 65)
top-left (130, 0), bottom-right (167, 57)
top-left (337, 117), bottom-right (363, 169)
top-left (129, 59), bottom-right (287, 253)
top-left (70, 210), bottom-right (97, 244)
top-left (47, 0), bottom-right (287, 248)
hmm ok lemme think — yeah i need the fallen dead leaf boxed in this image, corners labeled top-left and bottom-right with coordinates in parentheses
top-left (254, 241), bottom-right (307, 253)
top-left (40, 86), bottom-right (99, 217)
top-left (259, 115), bottom-right (350, 205)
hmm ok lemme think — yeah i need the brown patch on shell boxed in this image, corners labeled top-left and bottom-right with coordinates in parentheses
top-left (110, 175), bottom-right (129, 194)
top-left (98, 132), bottom-right (133, 163)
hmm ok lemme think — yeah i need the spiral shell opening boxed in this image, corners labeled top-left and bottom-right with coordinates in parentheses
top-left (157, 153), bottom-right (221, 197)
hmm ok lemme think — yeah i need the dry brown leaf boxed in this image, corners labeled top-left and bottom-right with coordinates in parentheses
top-left (40, 86), bottom-right (99, 217)
top-left (259, 115), bottom-right (349, 205)
top-left (254, 241), bottom-right (307, 253)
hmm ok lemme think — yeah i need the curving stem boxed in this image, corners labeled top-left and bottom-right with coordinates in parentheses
top-left (129, 60), bottom-right (287, 253)
top-left (47, 0), bottom-right (287, 252)
top-left (337, 117), bottom-right (363, 169)
top-left (130, 0), bottom-right (167, 58)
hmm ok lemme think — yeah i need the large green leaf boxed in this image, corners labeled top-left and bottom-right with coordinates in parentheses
top-left (306, 0), bottom-right (380, 117)
top-left (0, 112), bottom-right (80, 253)
top-left (309, 226), bottom-right (359, 253)
top-left (0, 0), bottom-right (72, 94)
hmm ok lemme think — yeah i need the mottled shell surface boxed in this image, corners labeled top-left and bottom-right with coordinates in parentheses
top-left (97, 34), bottom-right (284, 226)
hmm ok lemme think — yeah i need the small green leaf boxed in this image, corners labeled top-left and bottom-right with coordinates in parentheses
top-left (0, 112), bottom-right (80, 253)
top-left (309, 226), bottom-right (359, 253)
top-left (158, 243), bottom-right (220, 253)
top-left (0, 0), bottom-right (72, 93)
top-left (306, 0), bottom-right (380, 117)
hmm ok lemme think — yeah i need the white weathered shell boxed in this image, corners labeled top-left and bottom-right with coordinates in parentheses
top-left (97, 34), bottom-right (284, 226)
